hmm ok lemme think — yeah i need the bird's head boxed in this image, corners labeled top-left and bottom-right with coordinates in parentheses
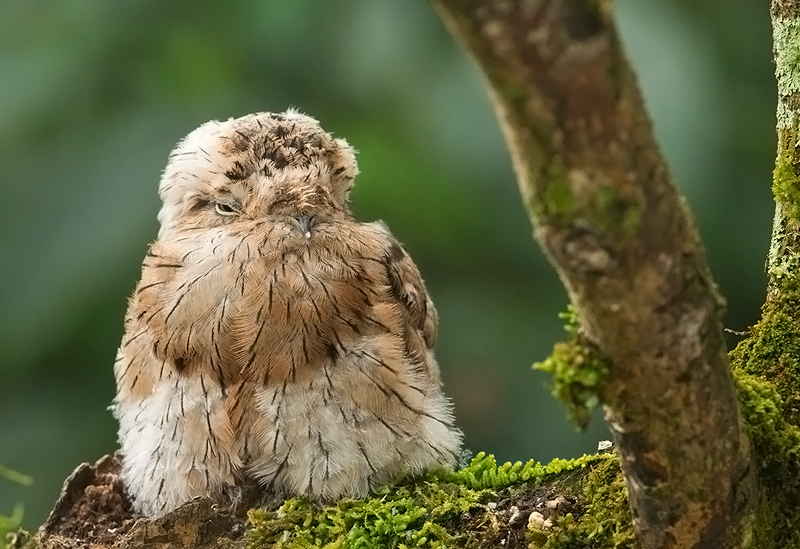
top-left (156, 109), bottom-right (358, 238)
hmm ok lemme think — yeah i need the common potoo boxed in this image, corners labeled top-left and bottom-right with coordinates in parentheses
top-left (113, 110), bottom-right (463, 517)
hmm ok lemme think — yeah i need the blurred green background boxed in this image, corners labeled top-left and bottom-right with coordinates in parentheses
top-left (0, 0), bottom-right (775, 530)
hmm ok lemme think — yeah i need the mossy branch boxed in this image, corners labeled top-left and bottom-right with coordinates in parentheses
top-left (430, 1), bottom-right (757, 547)
top-left (29, 451), bottom-right (637, 549)
top-left (768, 0), bottom-right (800, 297)
top-left (720, 1), bottom-right (800, 546)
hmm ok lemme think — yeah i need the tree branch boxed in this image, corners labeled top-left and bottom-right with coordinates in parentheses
top-left (29, 451), bottom-right (633, 549)
top-left (769, 0), bottom-right (800, 298)
top-left (430, 1), bottom-right (757, 547)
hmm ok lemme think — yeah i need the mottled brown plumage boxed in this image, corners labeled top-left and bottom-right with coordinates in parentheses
top-left (113, 110), bottom-right (463, 517)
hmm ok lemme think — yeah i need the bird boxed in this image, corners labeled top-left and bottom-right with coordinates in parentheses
top-left (112, 109), bottom-right (464, 517)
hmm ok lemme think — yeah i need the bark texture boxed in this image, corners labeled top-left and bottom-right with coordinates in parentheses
top-left (769, 0), bottom-right (800, 296)
top-left (430, 1), bottom-right (757, 547)
top-left (725, 2), bottom-right (800, 544)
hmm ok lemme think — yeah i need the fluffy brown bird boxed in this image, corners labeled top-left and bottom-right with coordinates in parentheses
top-left (113, 110), bottom-right (463, 517)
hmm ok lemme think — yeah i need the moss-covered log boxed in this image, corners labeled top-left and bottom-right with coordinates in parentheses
top-left (21, 450), bottom-right (636, 549)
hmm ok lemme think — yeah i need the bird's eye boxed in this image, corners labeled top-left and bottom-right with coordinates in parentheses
top-left (214, 202), bottom-right (238, 216)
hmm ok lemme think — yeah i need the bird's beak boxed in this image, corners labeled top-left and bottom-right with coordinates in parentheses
top-left (295, 215), bottom-right (313, 239)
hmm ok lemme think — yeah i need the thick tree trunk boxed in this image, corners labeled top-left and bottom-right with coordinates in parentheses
top-left (430, 1), bottom-right (757, 548)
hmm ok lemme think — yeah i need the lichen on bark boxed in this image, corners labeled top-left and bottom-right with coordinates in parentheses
top-left (768, 4), bottom-right (800, 291)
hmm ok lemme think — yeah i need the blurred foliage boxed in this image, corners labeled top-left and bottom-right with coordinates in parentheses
top-left (0, 465), bottom-right (32, 542)
top-left (0, 0), bottom-right (775, 530)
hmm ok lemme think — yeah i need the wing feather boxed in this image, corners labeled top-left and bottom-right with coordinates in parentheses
top-left (382, 234), bottom-right (439, 351)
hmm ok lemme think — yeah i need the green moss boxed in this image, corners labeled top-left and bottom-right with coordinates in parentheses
top-left (730, 267), bottom-right (800, 425)
top-left (620, 206), bottom-right (641, 237)
top-left (728, 262), bottom-right (800, 546)
top-left (528, 455), bottom-right (636, 549)
top-left (772, 126), bottom-right (800, 224)
top-left (535, 306), bottom-right (610, 431)
top-left (774, 14), bottom-right (800, 221)
top-left (732, 372), bottom-right (800, 548)
top-left (528, 162), bottom-right (575, 223)
top-left (542, 177), bottom-right (576, 219)
top-left (245, 452), bottom-right (631, 549)
top-left (591, 186), bottom-right (641, 238)
top-left (499, 81), bottom-right (529, 106)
